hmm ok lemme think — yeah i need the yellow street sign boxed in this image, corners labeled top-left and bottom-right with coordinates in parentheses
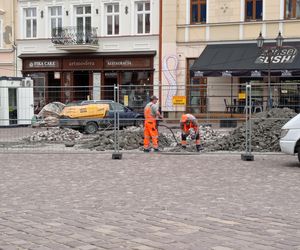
top-left (172, 96), bottom-right (186, 105)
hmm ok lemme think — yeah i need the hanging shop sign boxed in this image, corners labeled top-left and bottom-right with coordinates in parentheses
top-left (172, 96), bottom-right (186, 105)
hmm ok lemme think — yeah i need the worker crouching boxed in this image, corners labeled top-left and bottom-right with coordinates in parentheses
top-left (143, 95), bottom-right (163, 152)
top-left (180, 114), bottom-right (202, 152)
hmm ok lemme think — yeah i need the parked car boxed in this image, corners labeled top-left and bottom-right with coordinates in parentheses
top-left (59, 100), bottom-right (144, 134)
top-left (280, 113), bottom-right (300, 162)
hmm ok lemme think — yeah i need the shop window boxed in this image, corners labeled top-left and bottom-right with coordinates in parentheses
top-left (120, 71), bottom-right (152, 111)
top-left (105, 3), bottom-right (119, 35)
top-left (190, 0), bottom-right (206, 24)
top-left (187, 59), bottom-right (207, 113)
top-left (285, 0), bottom-right (300, 19)
top-left (24, 8), bottom-right (37, 38)
top-left (245, 0), bottom-right (263, 21)
top-left (49, 6), bottom-right (62, 37)
top-left (29, 73), bottom-right (46, 113)
top-left (135, 2), bottom-right (151, 34)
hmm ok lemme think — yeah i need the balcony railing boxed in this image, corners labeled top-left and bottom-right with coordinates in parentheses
top-left (51, 26), bottom-right (98, 46)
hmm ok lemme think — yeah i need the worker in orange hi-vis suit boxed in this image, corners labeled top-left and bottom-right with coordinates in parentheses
top-left (143, 95), bottom-right (163, 152)
top-left (180, 114), bottom-right (202, 152)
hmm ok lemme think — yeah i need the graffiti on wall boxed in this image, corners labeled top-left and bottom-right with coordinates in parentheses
top-left (163, 55), bottom-right (178, 111)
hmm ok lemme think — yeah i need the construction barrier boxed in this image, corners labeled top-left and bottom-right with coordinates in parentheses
top-left (0, 81), bottom-right (299, 154)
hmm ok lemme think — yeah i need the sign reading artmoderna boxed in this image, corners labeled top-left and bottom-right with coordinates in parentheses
top-left (255, 47), bottom-right (298, 64)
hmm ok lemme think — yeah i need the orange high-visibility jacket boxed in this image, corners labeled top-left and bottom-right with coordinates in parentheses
top-left (144, 102), bottom-right (158, 123)
top-left (180, 114), bottom-right (199, 133)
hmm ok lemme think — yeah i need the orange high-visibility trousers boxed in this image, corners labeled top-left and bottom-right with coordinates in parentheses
top-left (144, 121), bottom-right (158, 149)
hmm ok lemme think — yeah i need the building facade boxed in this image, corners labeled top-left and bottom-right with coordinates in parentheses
top-left (162, 0), bottom-right (300, 117)
top-left (0, 0), bottom-right (16, 77)
top-left (16, 0), bottom-right (160, 112)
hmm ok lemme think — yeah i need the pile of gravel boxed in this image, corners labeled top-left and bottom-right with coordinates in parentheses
top-left (207, 108), bottom-right (297, 152)
top-left (22, 128), bottom-right (82, 142)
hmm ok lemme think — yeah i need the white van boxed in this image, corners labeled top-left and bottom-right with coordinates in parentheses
top-left (280, 113), bottom-right (300, 162)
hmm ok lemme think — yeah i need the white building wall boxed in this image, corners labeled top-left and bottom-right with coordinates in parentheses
top-left (16, 0), bottom-right (160, 84)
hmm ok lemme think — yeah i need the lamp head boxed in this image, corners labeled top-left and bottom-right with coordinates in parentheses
top-left (276, 31), bottom-right (284, 47)
top-left (257, 32), bottom-right (264, 48)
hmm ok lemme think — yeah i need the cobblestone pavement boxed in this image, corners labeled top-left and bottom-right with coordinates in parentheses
top-left (1, 152), bottom-right (300, 250)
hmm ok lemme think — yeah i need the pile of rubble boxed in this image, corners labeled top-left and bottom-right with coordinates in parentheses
top-left (23, 128), bottom-right (82, 142)
top-left (206, 108), bottom-right (297, 152)
top-left (78, 127), bottom-right (171, 151)
top-left (78, 125), bottom-right (225, 152)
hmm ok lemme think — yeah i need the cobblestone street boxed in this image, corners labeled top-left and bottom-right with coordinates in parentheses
top-left (1, 152), bottom-right (300, 250)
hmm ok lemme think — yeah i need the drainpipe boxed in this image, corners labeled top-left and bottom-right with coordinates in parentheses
top-left (12, 0), bottom-right (17, 76)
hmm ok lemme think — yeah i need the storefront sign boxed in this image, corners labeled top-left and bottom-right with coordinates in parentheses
top-left (172, 96), bottom-right (186, 105)
top-left (255, 47), bottom-right (298, 64)
top-left (63, 58), bottom-right (102, 70)
top-left (24, 60), bottom-right (60, 70)
top-left (104, 57), bottom-right (151, 69)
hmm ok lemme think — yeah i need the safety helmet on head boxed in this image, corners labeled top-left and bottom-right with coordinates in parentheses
top-left (150, 95), bottom-right (158, 101)
top-left (181, 115), bottom-right (188, 123)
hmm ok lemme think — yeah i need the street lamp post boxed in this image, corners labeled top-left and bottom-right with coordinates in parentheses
top-left (256, 32), bottom-right (284, 110)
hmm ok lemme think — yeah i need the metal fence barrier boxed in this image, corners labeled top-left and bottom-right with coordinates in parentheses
top-left (0, 82), bottom-right (299, 154)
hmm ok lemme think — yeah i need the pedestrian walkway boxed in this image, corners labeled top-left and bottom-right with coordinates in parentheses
top-left (0, 153), bottom-right (300, 249)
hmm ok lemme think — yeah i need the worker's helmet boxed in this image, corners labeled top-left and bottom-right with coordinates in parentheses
top-left (150, 95), bottom-right (158, 101)
top-left (181, 115), bottom-right (188, 123)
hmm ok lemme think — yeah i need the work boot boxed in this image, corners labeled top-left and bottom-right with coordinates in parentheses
top-left (143, 148), bottom-right (150, 153)
top-left (196, 145), bottom-right (202, 152)
top-left (153, 148), bottom-right (160, 152)
top-left (181, 145), bottom-right (187, 149)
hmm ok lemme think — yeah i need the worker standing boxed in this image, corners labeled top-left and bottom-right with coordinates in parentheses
top-left (144, 95), bottom-right (163, 152)
top-left (180, 114), bottom-right (202, 152)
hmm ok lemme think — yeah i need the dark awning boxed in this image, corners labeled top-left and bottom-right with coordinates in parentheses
top-left (190, 42), bottom-right (300, 77)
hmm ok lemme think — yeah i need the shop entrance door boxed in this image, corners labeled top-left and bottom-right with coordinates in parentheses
top-left (48, 72), bottom-right (61, 103)
top-left (187, 77), bottom-right (207, 114)
top-left (8, 88), bottom-right (17, 125)
top-left (73, 71), bottom-right (90, 100)
top-left (103, 72), bottom-right (118, 100)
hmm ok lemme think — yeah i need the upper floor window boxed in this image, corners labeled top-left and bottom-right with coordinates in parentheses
top-left (190, 0), bottom-right (206, 23)
top-left (75, 5), bottom-right (92, 42)
top-left (105, 4), bottom-right (119, 35)
top-left (49, 6), bottom-right (62, 36)
top-left (245, 0), bottom-right (263, 21)
top-left (285, 0), bottom-right (300, 18)
top-left (24, 8), bottom-right (37, 38)
top-left (136, 2), bottom-right (150, 34)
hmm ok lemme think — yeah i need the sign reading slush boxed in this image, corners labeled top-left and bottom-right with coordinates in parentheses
top-left (255, 47), bottom-right (298, 64)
